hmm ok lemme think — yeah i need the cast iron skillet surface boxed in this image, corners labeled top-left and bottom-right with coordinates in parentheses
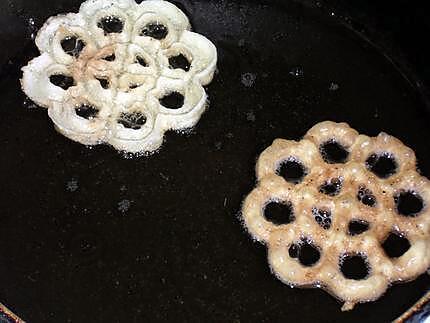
top-left (0, 0), bottom-right (429, 322)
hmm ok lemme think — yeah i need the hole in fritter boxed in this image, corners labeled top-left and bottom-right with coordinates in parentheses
top-left (395, 190), bottom-right (424, 217)
top-left (118, 112), bottom-right (147, 130)
top-left (169, 54), bottom-right (191, 71)
top-left (276, 158), bottom-right (307, 184)
top-left (288, 243), bottom-right (299, 258)
top-left (159, 92), bottom-right (185, 109)
top-left (103, 53), bottom-right (116, 61)
top-left (348, 220), bottom-right (369, 236)
top-left (75, 104), bottom-right (99, 120)
top-left (319, 178), bottom-right (342, 196)
top-left (136, 56), bottom-right (148, 67)
top-left (49, 74), bottom-right (75, 90)
top-left (366, 153), bottom-right (398, 179)
top-left (97, 16), bottom-right (124, 34)
top-left (320, 140), bottom-right (349, 164)
top-left (96, 77), bottom-right (109, 89)
top-left (263, 201), bottom-right (294, 225)
top-left (382, 232), bottom-right (411, 258)
top-left (357, 186), bottom-right (377, 207)
top-left (312, 207), bottom-right (332, 230)
top-left (340, 254), bottom-right (369, 280)
top-left (298, 239), bottom-right (321, 267)
top-left (61, 36), bottom-right (85, 58)
top-left (141, 23), bottom-right (168, 40)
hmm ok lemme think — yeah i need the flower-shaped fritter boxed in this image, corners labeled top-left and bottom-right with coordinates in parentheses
top-left (242, 121), bottom-right (430, 311)
top-left (21, 0), bottom-right (217, 153)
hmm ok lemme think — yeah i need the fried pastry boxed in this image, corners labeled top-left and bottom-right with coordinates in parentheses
top-left (242, 121), bottom-right (430, 310)
top-left (21, 0), bottom-right (217, 153)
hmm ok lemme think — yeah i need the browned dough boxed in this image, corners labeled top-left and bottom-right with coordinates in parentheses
top-left (242, 121), bottom-right (430, 311)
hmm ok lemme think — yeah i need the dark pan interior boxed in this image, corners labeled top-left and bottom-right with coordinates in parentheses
top-left (1, 0), bottom-right (430, 322)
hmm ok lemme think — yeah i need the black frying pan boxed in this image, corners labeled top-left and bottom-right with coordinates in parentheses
top-left (0, 0), bottom-right (429, 322)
